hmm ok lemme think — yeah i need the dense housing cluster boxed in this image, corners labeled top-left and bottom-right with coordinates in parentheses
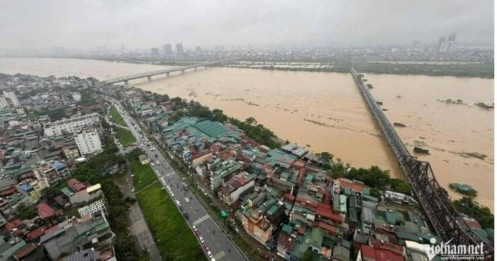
top-left (0, 74), bottom-right (117, 261)
top-left (117, 87), bottom-right (493, 261)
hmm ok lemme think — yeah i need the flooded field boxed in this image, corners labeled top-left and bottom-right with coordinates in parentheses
top-left (0, 58), bottom-right (492, 210)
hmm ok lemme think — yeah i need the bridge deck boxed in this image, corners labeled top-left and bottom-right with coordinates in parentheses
top-left (102, 61), bottom-right (221, 84)
top-left (350, 67), bottom-right (493, 255)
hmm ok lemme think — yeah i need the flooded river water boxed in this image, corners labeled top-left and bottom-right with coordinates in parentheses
top-left (0, 57), bottom-right (493, 210)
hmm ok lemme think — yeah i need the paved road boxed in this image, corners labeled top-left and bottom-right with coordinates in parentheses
top-left (107, 98), bottom-right (246, 261)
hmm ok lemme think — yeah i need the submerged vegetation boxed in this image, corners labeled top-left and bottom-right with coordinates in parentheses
top-left (234, 62), bottom-right (494, 79)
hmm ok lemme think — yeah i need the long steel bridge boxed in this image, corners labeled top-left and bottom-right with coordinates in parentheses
top-left (101, 60), bottom-right (226, 85)
top-left (350, 67), bottom-right (493, 255)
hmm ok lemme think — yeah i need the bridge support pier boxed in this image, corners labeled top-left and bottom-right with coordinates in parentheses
top-left (166, 72), bottom-right (170, 77)
top-left (181, 69), bottom-right (185, 74)
top-left (147, 76), bottom-right (152, 81)
top-left (124, 80), bottom-right (128, 86)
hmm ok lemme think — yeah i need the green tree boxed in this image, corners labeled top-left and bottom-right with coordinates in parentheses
top-left (389, 179), bottom-right (412, 194)
top-left (302, 250), bottom-right (314, 261)
top-left (40, 187), bottom-right (59, 201)
top-left (17, 203), bottom-right (38, 220)
top-left (453, 197), bottom-right (494, 229)
top-left (245, 117), bottom-right (257, 126)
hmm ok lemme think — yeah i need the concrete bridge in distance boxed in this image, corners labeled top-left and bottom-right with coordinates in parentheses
top-left (101, 60), bottom-right (228, 85)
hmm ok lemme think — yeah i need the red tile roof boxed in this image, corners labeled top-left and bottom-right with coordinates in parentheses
top-left (277, 233), bottom-right (296, 251)
top-left (463, 218), bottom-right (482, 229)
top-left (296, 168), bottom-right (307, 184)
top-left (337, 178), bottom-right (369, 192)
top-left (283, 193), bottom-right (295, 202)
top-left (6, 219), bottom-right (23, 231)
top-left (371, 239), bottom-right (404, 254)
top-left (67, 178), bottom-right (86, 192)
top-left (26, 226), bottom-right (46, 241)
top-left (14, 244), bottom-right (36, 260)
top-left (192, 151), bottom-right (211, 160)
top-left (317, 221), bottom-right (339, 234)
top-left (37, 202), bottom-right (62, 219)
top-left (316, 203), bottom-right (344, 223)
top-left (360, 245), bottom-right (376, 261)
top-left (0, 187), bottom-right (17, 197)
top-left (373, 248), bottom-right (404, 261)
top-left (292, 160), bottom-right (306, 169)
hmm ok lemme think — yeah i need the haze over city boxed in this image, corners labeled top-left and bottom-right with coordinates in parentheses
top-left (0, 1), bottom-right (493, 260)
top-left (0, 0), bottom-right (494, 53)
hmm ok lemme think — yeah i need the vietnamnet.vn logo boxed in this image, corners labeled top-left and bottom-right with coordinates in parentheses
top-left (428, 238), bottom-right (487, 260)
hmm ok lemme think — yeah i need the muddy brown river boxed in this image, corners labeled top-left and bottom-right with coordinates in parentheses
top-left (0, 58), bottom-right (492, 210)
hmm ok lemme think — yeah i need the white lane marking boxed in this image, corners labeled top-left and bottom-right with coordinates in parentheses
top-left (214, 251), bottom-right (225, 260)
top-left (192, 214), bottom-right (210, 226)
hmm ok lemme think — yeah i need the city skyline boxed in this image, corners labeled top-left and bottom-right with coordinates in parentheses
top-left (0, 0), bottom-right (493, 54)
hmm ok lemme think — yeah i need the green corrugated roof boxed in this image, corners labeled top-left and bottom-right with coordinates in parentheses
top-left (61, 187), bottom-right (73, 197)
top-left (193, 120), bottom-right (228, 138)
top-left (322, 236), bottom-right (335, 248)
top-left (282, 224), bottom-right (293, 234)
top-left (395, 232), bottom-right (423, 242)
top-left (308, 228), bottom-right (324, 249)
top-left (267, 205), bottom-right (279, 216)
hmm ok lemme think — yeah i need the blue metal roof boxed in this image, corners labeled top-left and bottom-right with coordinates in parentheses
top-left (51, 161), bottom-right (66, 170)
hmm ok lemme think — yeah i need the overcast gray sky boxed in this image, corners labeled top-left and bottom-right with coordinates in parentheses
top-left (0, 0), bottom-right (493, 51)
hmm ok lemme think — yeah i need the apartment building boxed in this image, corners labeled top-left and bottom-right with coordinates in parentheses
top-left (43, 113), bottom-right (100, 137)
top-left (74, 129), bottom-right (102, 155)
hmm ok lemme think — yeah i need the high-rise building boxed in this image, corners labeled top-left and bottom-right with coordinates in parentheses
top-left (176, 43), bottom-right (184, 54)
top-left (448, 32), bottom-right (457, 42)
top-left (195, 46), bottom-right (202, 53)
top-left (446, 32), bottom-right (457, 52)
top-left (163, 44), bottom-right (172, 55)
top-left (43, 113), bottom-right (100, 137)
top-left (75, 129), bottom-right (103, 155)
top-left (3, 91), bottom-right (20, 108)
top-left (0, 95), bottom-right (8, 109)
top-left (412, 40), bottom-right (421, 49)
top-left (151, 47), bottom-right (160, 57)
top-left (437, 33), bottom-right (457, 53)
top-left (437, 36), bottom-right (447, 53)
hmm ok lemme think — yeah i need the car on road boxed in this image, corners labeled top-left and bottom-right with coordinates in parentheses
top-left (199, 236), bottom-right (204, 244)
top-left (192, 225), bottom-right (197, 232)
top-left (185, 197), bottom-right (190, 203)
top-left (207, 251), bottom-right (213, 258)
top-left (175, 200), bottom-right (181, 207)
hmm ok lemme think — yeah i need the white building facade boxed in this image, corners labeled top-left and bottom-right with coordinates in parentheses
top-left (75, 129), bottom-right (102, 155)
top-left (3, 91), bottom-right (21, 107)
top-left (44, 113), bottom-right (100, 137)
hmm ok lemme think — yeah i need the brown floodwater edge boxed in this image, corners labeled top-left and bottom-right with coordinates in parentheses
top-left (135, 68), bottom-right (493, 211)
top-left (0, 58), bottom-right (491, 211)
